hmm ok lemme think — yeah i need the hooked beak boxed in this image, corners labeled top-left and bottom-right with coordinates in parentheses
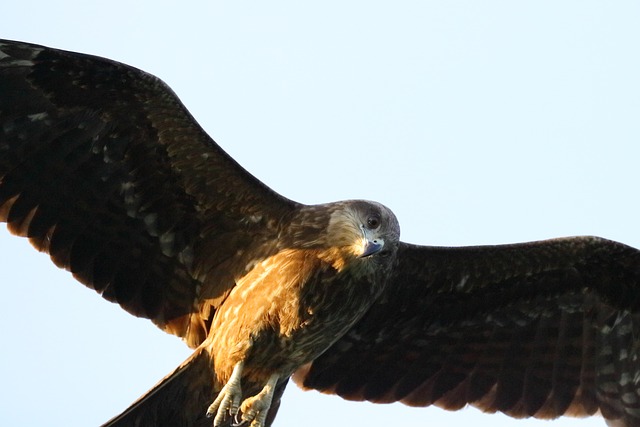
top-left (360, 226), bottom-right (384, 258)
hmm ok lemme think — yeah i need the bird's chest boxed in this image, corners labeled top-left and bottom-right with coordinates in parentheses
top-left (207, 248), bottom-right (382, 382)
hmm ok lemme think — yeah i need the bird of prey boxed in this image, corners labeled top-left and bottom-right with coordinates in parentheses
top-left (1, 39), bottom-right (639, 427)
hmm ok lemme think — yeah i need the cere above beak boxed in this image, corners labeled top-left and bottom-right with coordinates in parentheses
top-left (359, 223), bottom-right (385, 258)
top-left (361, 239), bottom-right (384, 257)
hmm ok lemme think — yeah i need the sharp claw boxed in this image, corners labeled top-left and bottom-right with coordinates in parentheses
top-left (231, 413), bottom-right (247, 427)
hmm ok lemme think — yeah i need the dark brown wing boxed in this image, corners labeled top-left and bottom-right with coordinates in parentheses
top-left (0, 39), bottom-right (299, 347)
top-left (296, 236), bottom-right (640, 426)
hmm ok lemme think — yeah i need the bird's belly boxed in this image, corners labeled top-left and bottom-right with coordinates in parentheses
top-left (243, 297), bottom-right (364, 376)
top-left (205, 249), bottom-right (381, 383)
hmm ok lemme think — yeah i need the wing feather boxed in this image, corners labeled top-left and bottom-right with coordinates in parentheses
top-left (296, 236), bottom-right (640, 426)
top-left (0, 39), bottom-right (299, 347)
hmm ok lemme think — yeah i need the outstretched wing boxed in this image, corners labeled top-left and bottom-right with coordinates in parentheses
top-left (0, 39), bottom-right (299, 347)
top-left (296, 236), bottom-right (640, 426)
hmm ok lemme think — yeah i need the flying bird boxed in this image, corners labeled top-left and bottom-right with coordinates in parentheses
top-left (1, 39), bottom-right (639, 427)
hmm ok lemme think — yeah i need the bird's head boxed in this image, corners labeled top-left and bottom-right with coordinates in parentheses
top-left (326, 200), bottom-right (400, 265)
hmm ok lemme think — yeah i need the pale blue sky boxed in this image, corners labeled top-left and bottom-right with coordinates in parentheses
top-left (1, 2), bottom-right (639, 426)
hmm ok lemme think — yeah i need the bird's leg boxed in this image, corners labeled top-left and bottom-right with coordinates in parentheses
top-left (207, 361), bottom-right (244, 426)
top-left (238, 373), bottom-right (279, 427)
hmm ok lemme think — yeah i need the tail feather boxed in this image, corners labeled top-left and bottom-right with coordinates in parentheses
top-left (102, 348), bottom-right (215, 427)
top-left (101, 348), bottom-right (290, 427)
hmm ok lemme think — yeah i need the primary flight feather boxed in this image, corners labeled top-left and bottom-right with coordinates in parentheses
top-left (1, 39), bottom-right (639, 427)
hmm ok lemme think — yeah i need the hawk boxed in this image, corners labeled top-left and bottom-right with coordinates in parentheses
top-left (1, 39), bottom-right (639, 427)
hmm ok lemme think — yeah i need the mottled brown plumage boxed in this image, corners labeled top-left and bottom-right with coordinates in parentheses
top-left (1, 39), bottom-right (640, 427)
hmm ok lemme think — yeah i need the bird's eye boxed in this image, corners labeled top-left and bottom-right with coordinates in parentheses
top-left (366, 216), bottom-right (380, 229)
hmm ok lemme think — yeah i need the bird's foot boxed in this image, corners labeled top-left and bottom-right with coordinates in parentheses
top-left (206, 361), bottom-right (280, 427)
top-left (237, 373), bottom-right (279, 427)
top-left (207, 362), bottom-right (244, 427)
